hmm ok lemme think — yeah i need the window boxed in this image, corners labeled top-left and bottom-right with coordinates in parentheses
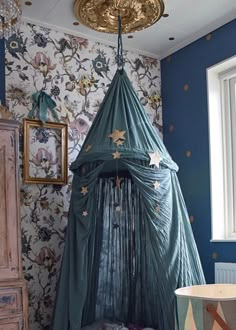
top-left (207, 56), bottom-right (236, 241)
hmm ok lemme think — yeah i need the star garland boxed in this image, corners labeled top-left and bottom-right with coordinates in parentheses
top-left (84, 144), bottom-right (92, 152)
top-left (116, 176), bottom-right (121, 189)
top-left (81, 186), bottom-right (88, 195)
top-left (112, 150), bottom-right (121, 159)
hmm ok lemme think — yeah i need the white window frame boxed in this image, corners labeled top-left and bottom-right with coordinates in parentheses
top-left (207, 55), bottom-right (236, 242)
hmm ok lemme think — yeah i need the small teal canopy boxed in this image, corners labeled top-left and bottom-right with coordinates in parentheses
top-left (52, 69), bottom-right (205, 330)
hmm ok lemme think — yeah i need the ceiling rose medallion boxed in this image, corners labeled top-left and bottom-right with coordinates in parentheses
top-left (74, 0), bottom-right (165, 33)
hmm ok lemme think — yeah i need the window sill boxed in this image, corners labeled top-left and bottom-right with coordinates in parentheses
top-left (210, 239), bottom-right (236, 243)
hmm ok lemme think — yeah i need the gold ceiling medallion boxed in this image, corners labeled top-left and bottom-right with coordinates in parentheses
top-left (74, 0), bottom-right (165, 34)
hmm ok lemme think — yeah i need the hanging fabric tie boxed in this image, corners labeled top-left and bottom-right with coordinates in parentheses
top-left (28, 90), bottom-right (59, 124)
top-left (116, 15), bottom-right (124, 70)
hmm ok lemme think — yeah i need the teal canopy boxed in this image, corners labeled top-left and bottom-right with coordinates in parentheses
top-left (52, 69), bottom-right (205, 330)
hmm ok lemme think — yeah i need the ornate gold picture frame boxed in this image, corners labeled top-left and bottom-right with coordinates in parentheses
top-left (23, 119), bottom-right (68, 185)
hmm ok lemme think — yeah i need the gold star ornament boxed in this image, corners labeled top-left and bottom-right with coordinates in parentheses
top-left (156, 205), bottom-right (161, 213)
top-left (153, 181), bottom-right (160, 190)
top-left (108, 129), bottom-right (126, 143)
top-left (115, 205), bottom-right (121, 212)
top-left (84, 144), bottom-right (92, 152)
top-left (115, 139), bottom-right (125, 146)
top-left (81, 186), bottom-right (88, 195)
top-left (149, 150), bottom-right (162, 168)
top-left (112, 151), bottom-right (121, 159)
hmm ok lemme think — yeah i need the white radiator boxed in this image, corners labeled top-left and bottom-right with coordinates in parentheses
top-left (215, 262), bottom-right (236, 284)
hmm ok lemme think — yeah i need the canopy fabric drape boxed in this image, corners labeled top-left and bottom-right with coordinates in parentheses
top-left (83, 177), bottom-right (158, 326)
top-left (52, 69), bottom-right (205, 330)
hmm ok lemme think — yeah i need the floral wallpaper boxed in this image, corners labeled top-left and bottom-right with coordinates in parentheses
top-left (5, 22), bottom-right (162, 330)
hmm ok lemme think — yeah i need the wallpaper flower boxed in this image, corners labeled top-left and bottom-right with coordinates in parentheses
top-left (5, 22), bottom-right (162, 330)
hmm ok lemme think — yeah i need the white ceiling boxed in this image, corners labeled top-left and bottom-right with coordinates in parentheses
top-left (22, 0), bottom-right (236, 59)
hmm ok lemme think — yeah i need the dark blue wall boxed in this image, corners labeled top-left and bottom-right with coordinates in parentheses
top-left (161, 19), bottom-right (236, 283)
top-left (0, 39), bottom-right (5, 105)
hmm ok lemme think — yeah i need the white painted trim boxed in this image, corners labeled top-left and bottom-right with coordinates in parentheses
top-left (229, 77), bottom-right (236, 234)
top-left (207, 65), bottom-right (225, 240)
top-left (221, 78), bottom-right (235, 238)
top-left (211, 239), bottom-right (236, 242)
top-left (22, 17), bottom-right (161, 60)
top-left (219, 67), bottom-right (236, 80)
top-left (207, 55), bottom-right (236, 241)
top-left (160, 14), bottom-right (236, 59)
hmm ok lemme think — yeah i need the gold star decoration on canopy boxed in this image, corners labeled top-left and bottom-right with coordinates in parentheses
top-left (153, 181), bottom-right (160, 190)
top-left (156, 205), bottom-right (161, 213)
top-left (149, 150), bottom-right (162, 168)
top-left (112, 150), bottom-right (121, 159)
top-left (82, 210), bottom-right (88, 217)
top-left (84, 144), bottom-right (92, 152)
top-left (115, 139), bottom-right (125, 146)
top-left (115, 205), bottom-right (121, 212)
top-left (108, 129), bottom-right (126, 144)
top-left (81, 186), bottom-right (88, 195)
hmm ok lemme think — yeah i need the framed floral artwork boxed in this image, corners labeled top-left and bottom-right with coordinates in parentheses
top-left (23, 119), bottom-right (68, 184)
